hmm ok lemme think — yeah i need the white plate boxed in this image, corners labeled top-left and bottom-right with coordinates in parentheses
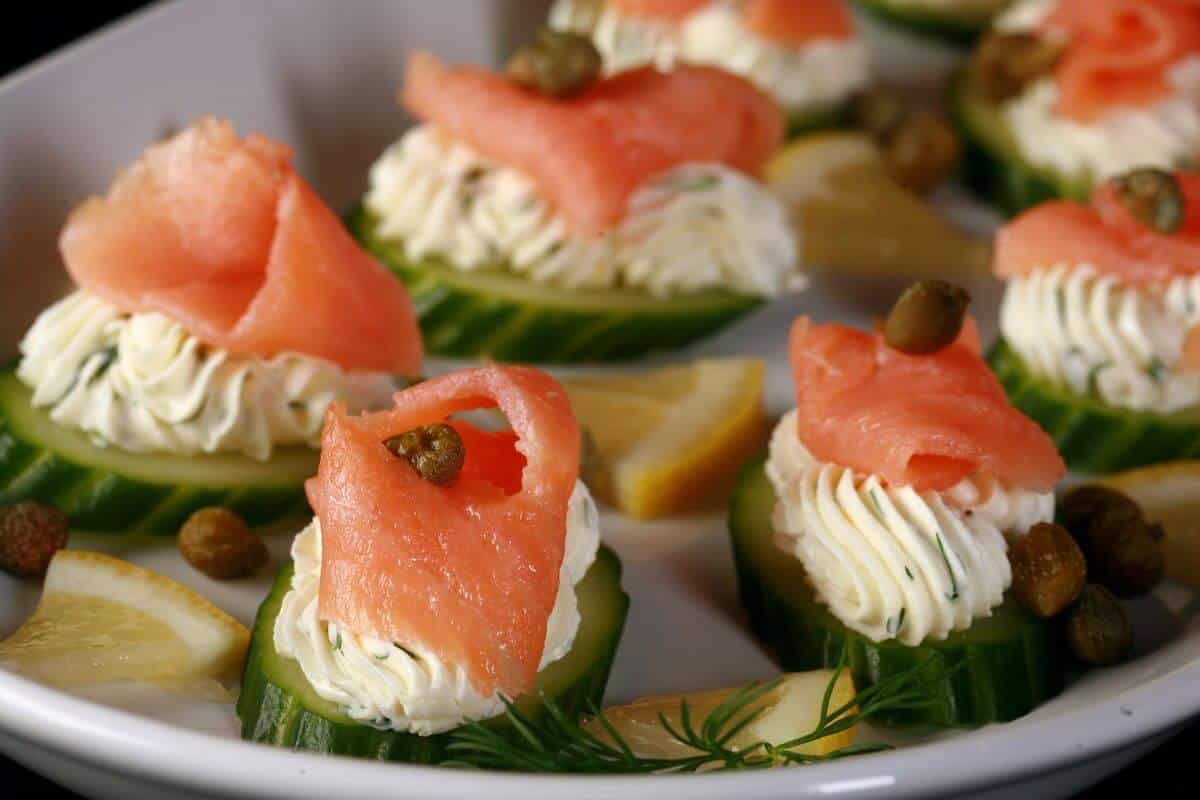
top-left (1, 2), bottom-right (1198, 798)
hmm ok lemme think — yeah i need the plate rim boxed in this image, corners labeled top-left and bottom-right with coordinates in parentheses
top-left (0, 647), bottom-right (1197, 799)
top-left (2, 1), bottom-right (1198, 797)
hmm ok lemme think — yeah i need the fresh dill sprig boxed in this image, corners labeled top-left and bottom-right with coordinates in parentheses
top-left (86, 346), bottom-right (119, 385)
top-left (867, 489), bottom-right (886, 521)
top-left (669, 173), bottom-right (721, 193)
top-left (1086, 361), bottom-right (1112, 397)
top-left (443, 648), bottom-right (944, 774)
top-left (935, 533), bottom-right (960, 601)
top-left (1145, 357), bottom-right (1167, 383)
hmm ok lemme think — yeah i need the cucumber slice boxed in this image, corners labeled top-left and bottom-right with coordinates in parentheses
top-left (950, 70), bottom-right (1092, 215)
top-left (0, 364), bottom-right (314, 534)
top-left (787, 103), bottom-right (851, 140)
top-left (238, 546), bottom-right (629, 763)
top-left (350, 208), bottom-right (762, 364)
top-left (989, 339), bottom-right (1200, 474)
top-left (853, 0), bottom-right (1004, 45)
top-left (729, 458), bottom-right (1067, 727)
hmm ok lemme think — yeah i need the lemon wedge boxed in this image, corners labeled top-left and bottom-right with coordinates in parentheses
top-left (1098, 462), bottom-right (1200, 590)
top-left (767, 132), bottom-right (991, 279)
top-left (563, 358), bottom-right (768, 519)
top-left (0, 550), bottom-right (249, 695)
top-left (585, 670), bottom-right (858, 761)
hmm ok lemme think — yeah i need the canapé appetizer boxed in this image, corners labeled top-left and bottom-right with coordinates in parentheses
top-left (731, 302), bottom-right (1070, 726)
top-left (2, 119), bottom-right (422, 534)
top-left (239, 365), bottom-right (628, 762)
top-left (352, 51), bottom-right (800, 363)
top-left (549, 0), bottom-right (870, 136)
top-left (955, 0), bottom-right (1200, 214)
top-left (991, 169), bottom-right (1200, 473)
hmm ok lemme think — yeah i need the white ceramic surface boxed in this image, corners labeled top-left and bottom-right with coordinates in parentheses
top-left (1, 2), bottom-right (1198, 798)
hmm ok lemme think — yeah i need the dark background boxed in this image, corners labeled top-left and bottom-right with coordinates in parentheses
top-left (0, 2), bottom-right (1195, 797)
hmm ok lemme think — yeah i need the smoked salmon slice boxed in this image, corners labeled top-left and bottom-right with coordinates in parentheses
top-left (402, 52), bottom-right (783, 238)
top-left (789, 317), bottom-right (1065, 493)
top-left (995, 171), bottom-right (1200, 285)
top-left (310, 365), bottom-right (580, 698)
top-left (609, 0), bottom-right (710, 21)
top-left (742, 0), bottom-right (855, 45)
top-left (609, 0), bottom-right (854, 40)
top-left (1041, 0), bottom-right (1200, 123)
top-left (60, 118), bottom-right (423, 376)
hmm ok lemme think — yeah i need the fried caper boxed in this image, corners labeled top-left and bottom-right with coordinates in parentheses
top-left (851, 86), bottom-right (908, 141)
top-left (178, 507), bottom-right (267, 580)
top-left (884, 280), bottom-right (972, 355)
top-left (507, 28), bottom-right (602, 98)
top-left (0, 501), bottom-right (69, 578)
top-left (1060, 486), bottom-right (1165, 596)
top-left (883, 110), bottom-right (962, 194)
top-left (1066, 584), bottom-right (1133, 666)
top-left (1112, 168), bottom-right (1185, 235)
top-left (850, 88), bottom-right (960, 194)
top-left (1087, 506), bottom-right (1165, 597)
top-left (384, 423), bottom-right (466, 487)
top-left (1059, 486), bottom-right (1142, 544)
top-left (969, 32), bottom-right (1065, 105)
top-left (1009, 522), bottom-right (1087, 617)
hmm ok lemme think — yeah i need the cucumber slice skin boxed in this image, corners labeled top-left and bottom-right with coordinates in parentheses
top-left (350, 208), bottom-right (763, 364)
top-left (729, 457), bottom-right (1067, 728)
top-left (238, 546), bottom-right (629, 763)
top-left (950, 70), bottom-right (1092, 216)
top-left (0, 364), bottom-right (314, 535)
top-left (786, 103), bottom-right (852, 140)
top-left (989, 339), bottom-right (1200, 474)
top-left (853, 0), bottom-right (999, 45)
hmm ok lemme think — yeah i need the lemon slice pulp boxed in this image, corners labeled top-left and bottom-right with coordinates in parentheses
top-left (0, 550), bottom-right (249, 695)
top-left (1098, 462), bottom-right (1200, 590)
top-left (563, 358), bottom-right (768, 519)
top-left (586, 670), bottom-right (858, 761)
top-left (767, 132), bottom-right (990, 279)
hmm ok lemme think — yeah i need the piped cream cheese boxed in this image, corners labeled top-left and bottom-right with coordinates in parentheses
top-left (993, 0), bottom-right (1055, 32)
top-left (549, 0), bottom-right (681, 74)
top-left (679, 3), bottom-right (869, 115)
top-left (766, 411), bottom-right (1053, 646)
top-left (365, 125), bottom-right (801, 298)
top-left (273, 481), bottom-right (601, 735)
top-left (548, 0), bottom-right (870, 116)
top-left (1000, 265), bottom-right (1200, 414)
top-left (17, 291), bottom-right (397, 461)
